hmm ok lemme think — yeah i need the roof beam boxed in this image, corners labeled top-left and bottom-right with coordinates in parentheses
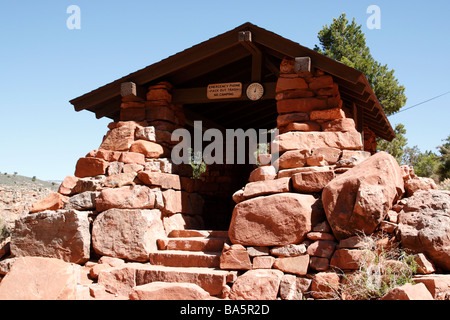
top-left (168, 45), bottom-right (250, 85)
top-left (341, 96), bottom-right (376, 112)
top-left (238, 31), bottom-right (263, 82)
top-left (339, 86), bottom-right (371, 103)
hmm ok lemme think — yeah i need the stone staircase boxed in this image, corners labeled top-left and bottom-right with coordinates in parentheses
top-left (142, 229), bottom-right (235, 297)
top-left (150, 230), bottom-right (229, 268)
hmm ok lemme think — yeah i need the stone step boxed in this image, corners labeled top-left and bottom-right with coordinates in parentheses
top-left (168, 229), bottom-right (229, 239)
top-left (134, 264), bottom-right (237, 296)
top-left (157, 237), bottom-right (228, 252)
top-left (149, 250), bottom-right (221, 268)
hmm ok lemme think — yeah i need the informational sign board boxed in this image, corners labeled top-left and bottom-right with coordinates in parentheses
top-left (207, 82), bottom-right (242, 99)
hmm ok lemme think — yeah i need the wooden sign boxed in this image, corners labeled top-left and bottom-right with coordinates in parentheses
top-left (207, 82), bottom-right (242, 100)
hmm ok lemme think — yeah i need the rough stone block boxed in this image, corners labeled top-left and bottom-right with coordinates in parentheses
top-left (92, 209), bottom-right (165, 262)
top-left (11, 210), bottom-right (91, 264)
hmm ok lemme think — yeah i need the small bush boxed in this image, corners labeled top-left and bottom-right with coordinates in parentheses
top-left (334, 233), bottom-right (418, 300)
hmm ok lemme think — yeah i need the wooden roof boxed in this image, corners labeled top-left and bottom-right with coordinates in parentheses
top-left (69, 22), bottom-right (395, 141)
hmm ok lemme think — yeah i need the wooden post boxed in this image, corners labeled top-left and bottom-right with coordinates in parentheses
top-left (121, 82), bottom-right (147, 102)
top-left (294, 57), bottom-right (311, 72)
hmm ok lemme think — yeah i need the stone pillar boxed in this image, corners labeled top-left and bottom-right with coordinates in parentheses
top-left (120, 100), bottom-right (146, 122)
top-left (272, 57), bottom-right (370, 178)
top-left (145, 82), bottom-right (185, 153)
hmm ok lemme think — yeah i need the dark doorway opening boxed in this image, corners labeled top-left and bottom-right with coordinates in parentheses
top-left (182, 99), bottom-right (277, 231)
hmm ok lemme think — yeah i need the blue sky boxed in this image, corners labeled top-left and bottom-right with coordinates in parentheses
top-left (0, 1), bottom-right (449, 180)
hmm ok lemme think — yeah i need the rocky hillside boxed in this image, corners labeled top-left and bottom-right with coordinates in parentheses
top-left (0, 173), bottom-right (59, 232)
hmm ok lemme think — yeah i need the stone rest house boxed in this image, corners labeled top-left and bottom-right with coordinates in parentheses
top-left (69, 22), bottom-right (395, 232)
top-left (6, 23), bottom-right (447, 300)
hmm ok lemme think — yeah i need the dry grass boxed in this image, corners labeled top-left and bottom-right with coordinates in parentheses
top-left (331, 233), bottom-right (418, 300)
top-left (440, 178), bottom-right (450, 190)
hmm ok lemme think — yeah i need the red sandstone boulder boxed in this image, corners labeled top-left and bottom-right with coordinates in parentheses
top-left (413, 274), bottom-right (450, 299)
top-left (248, 166), bottom-right (277, 182)
top-left (322, 152), bottom-right (404, 240)
top-left (119, 152), bottom-right (145, 165)
top-left (279, 121), bottom-right (321, 133)
top-left (279, 274), bottom-right (311, 300)
top-left (252, 256), bottom-right (275, 269)
top-left (29, 192), bottom-right (68, 213)
top-left (242, 178), bottom-right (291, 200)
top-left (137, 171), bottom-right (182, 190)
top-left (276, 149), bottom-right (308, 169)
top-left (381, 283), bottom-right (433, 300)
top-left (95, 185), bottom-right (156, 212)
top-left (220, 244), bottom-right (252, 270)
top-left (398, 190), bottom-right (450, 272)
top-left (75, 157), bottom-right (109, 178)
top-left (311, 272), bottom-right (340, 299)
top-left (404, 177), bottom-right (438, 197)
top-left (228, 193), bottom-right (317, 246)
top-left (232, 189), bottom-right (245, 204)
top-left (307, 75), bottom-right (334, 90)
top-left (88, 149), bottom-right (122, 162)
top-left (135, 126), bottom-right (156, 142)
top-left (64, 191), bottom-right (99, 211)
top-left (161, 189), bottom-right (204, 216)
top-left (104, 172), bottom-right (138, 188)
top-left (277, 98), bottom-right (328, 114)
top-left (321, 118), bottom-right (357, 132)
top-left (292, 171), bottom-right (335, 193)
top-left (310, 108), bottom-right (345, 121)
top-left (273, 131), bottom-right (363, 153)
top-left (229, 269), bottom-right (284, 300)
top-left (129, 282), bottom-right (211, 300)
top-left (0, 257), bottom-right (81, 300)
top-left (277, 112), bottom-right (309, 127)
top-left (330, 249), bottom-right (362, 270)
top-left (130, 140), bottom-right (164, 158)
top-left (11, 210), bottom-right (91, 264)
top-left (92, 208), bottom-right (165, 261)
top-left (99, 121), bottom-right (138, 151)
top-left (58, 176), bottom-right (79, 196)
top-left (276, 77), bottom-right (308, 92)
top-left (97, 264), bottom-right (137, 297)
top-left (306, 147), bottom-right (342, 166)
top-left (273, 255), bottom-right (310, 276)
top-left (306, 240), bottom-right (337, 259)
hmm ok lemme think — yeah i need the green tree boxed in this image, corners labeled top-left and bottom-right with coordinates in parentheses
top-left (377, 123), bottom-right (408, 164)
top-left (402, 146), bottom-right (422, 167)
top-left (414, 151), bottom-right (440, 180)
top-left (402, 146), bottom-right (441, 181)
top-left (314, 14), bottom-right (407, 116)
top-left (437, 135), bottom-right (450, 181)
